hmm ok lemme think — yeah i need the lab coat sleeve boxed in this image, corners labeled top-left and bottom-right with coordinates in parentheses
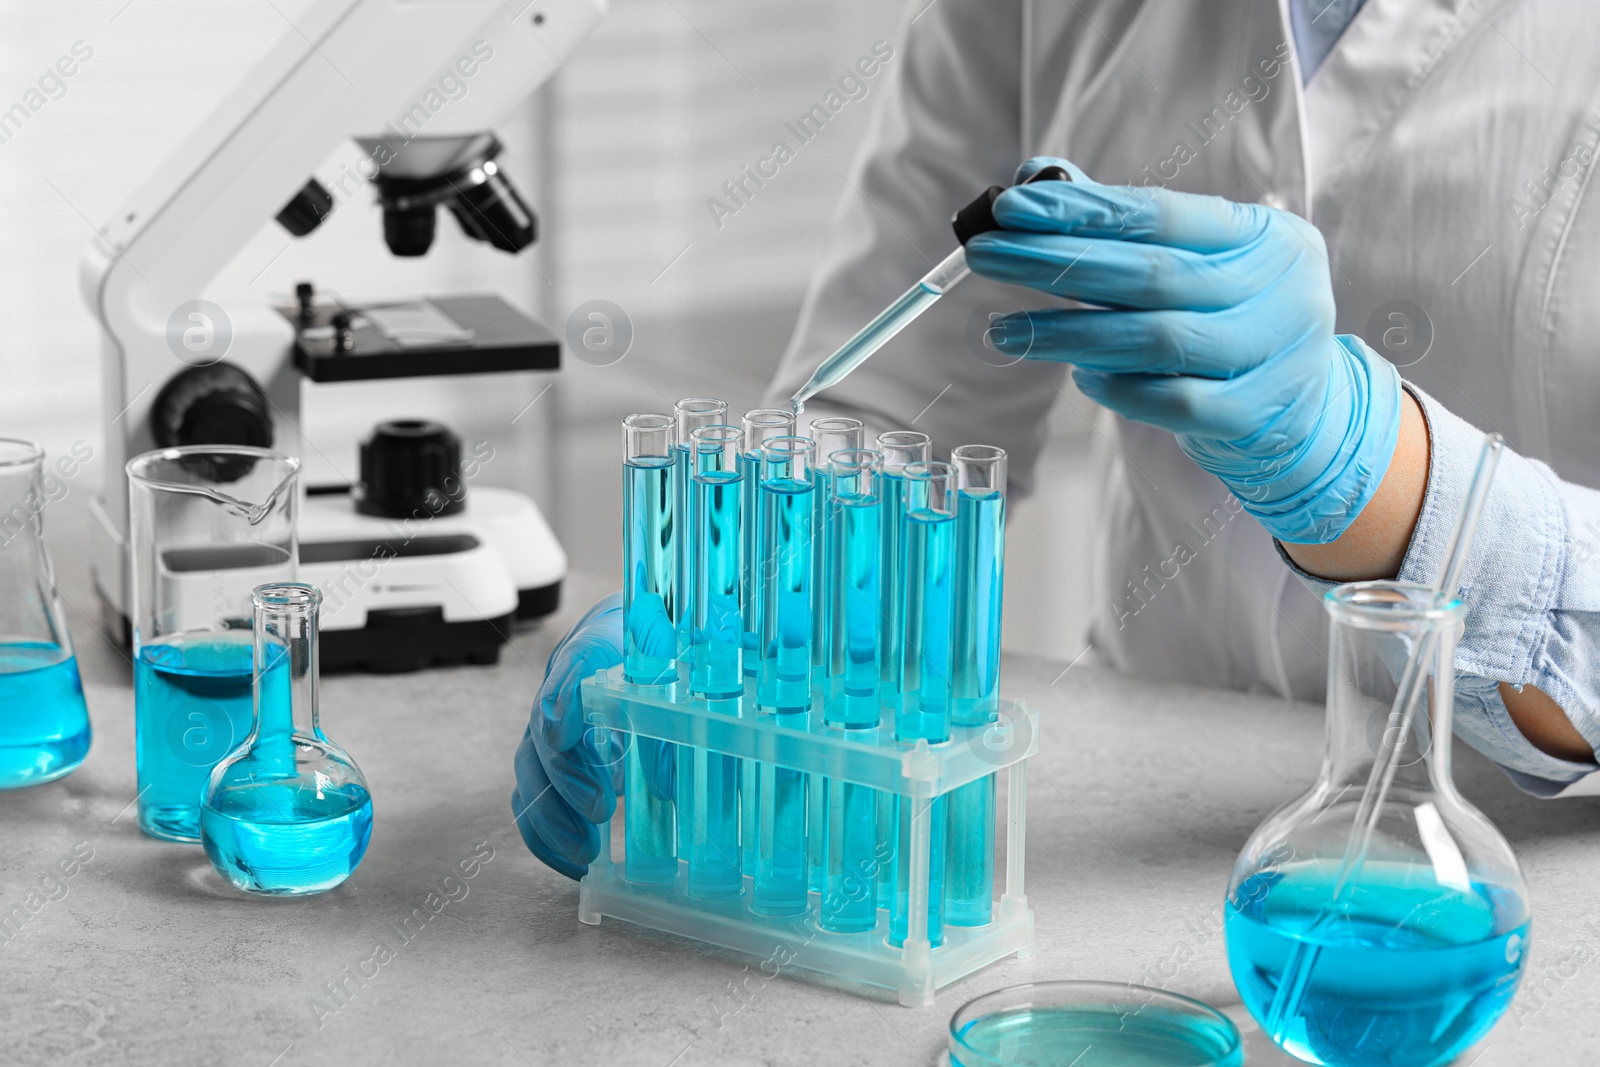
top-left (762, 0), bottom-right (1070, 495)
top-left (1277, 383), bottom-right (1600, 795)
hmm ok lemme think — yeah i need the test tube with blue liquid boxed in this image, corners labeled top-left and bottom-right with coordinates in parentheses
top-left (804, 417), bottom-right (863, 893)
top-left (947, 445), bottom-right (1006, 926)
top-left (751, 436), bottom-right (814, 916)
top-left (737, 409), bottom-right (795, 873)
top-left (672, 399), bottom-right (727, 658)
top-left (739, 410), bottom-right (796, 679)
top-left (892, 460), bottom-right (956, 948)
top-left (686, 423), bottom-right (744, 898)
top-left (621, 413), bottom-right (678, 885)
top-left (874, 430), bottom-right (930, 908)
top-left (672, 400), bottom-right (728, 871)
top-left (820, 448), bottom-right (884, 933)
top-left (806, 417), bottom-right (864, 676)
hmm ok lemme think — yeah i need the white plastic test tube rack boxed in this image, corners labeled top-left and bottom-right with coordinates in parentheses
top-left (576, 671), bottom-right (1037, 1007)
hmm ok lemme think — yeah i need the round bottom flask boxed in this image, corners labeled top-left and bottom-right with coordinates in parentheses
top-left (1225, 582), bottom-right (1529, 1067)
top-left (201, 584), bottom-right (371, 896)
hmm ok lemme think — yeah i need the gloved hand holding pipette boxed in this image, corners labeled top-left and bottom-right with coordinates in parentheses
top-left (964, 157), bottom-right (1403, 546)
top-left (512, 592), bottom-right (675, 879)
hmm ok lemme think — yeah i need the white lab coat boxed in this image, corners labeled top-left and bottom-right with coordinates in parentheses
top-left (768, 0), bottom-right (1600, 703)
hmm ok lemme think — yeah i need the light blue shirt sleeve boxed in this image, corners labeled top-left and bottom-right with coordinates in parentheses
top-left (1278, 382), bottom-right (1600, 795)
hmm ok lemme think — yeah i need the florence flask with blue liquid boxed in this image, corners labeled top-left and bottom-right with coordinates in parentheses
top-left (201, 583), bottom-right (371, 896)
top-left (1225, 582), bottom-right (1530, 1067)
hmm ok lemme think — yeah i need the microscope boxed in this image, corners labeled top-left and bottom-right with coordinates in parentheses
top-left (81, 0), bottom-right (606, 672)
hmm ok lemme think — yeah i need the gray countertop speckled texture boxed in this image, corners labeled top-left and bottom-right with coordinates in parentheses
top-left (7, 556), bottom-right (1600, 1066)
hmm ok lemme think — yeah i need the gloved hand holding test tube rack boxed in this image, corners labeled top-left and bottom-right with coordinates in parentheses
top-left (578, 403), bottom-right (1037, 1007)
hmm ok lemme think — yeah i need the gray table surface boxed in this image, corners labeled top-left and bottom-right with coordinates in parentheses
top-left (8, 550), bottom-right (1600, 1066)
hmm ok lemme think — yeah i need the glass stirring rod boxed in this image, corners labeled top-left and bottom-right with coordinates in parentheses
top-left (790, 165), bottom-right (1071, 412)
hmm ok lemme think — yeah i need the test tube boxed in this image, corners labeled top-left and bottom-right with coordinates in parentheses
top-left (876, 431), bottom-right (932, 704)
top-left (947, 445), bottom-right (1007, 927)
top-left (672, 400), bottom-right (728, 867)
top-left (738, 409), bottom-right (794, 874)
top-left (673, 398), bottom-right (728, 658)
top-left (891, 460), bottom-right (955, 948)
top-left (874, 430), bottom-right (929, 910)
top-left (690, 425), bottom-right (745, 700)
top-left (739, 410), bottom-right (797, 679)
top-left (685, 423), bottom-right (745, 898)
top-left (622, 413), bottom-right (678, 885)
top-left (622, 413), bottom-right (678, 685)
top-left (901, 461), bottom-right (956, 734)
top-left (820, 449), bottom-right (883, 933)
top-left (805, 417), bottom-right (863, 896)
top-left (807, 417), bottom-right (864, 676)
top-left (751, 436), bottom-right (815, 916)
top-left (824, 450), bottom-right (883, 728)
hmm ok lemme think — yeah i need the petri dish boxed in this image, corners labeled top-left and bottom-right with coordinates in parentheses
top-left (948, 981), bottom-right (1243, 1067)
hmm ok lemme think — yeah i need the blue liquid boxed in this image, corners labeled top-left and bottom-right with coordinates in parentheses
top-left (826, 495), bottom-right (881, 727)
top-left (879, 472), bottom-right (909, 701)
top-left (952, 489), bottom-right (1005, 725)
top-left (821, 773), bottom-right (879, 932)
top-left (890, 508), bottom-right (954, 946)
top-left (951, 1003), bottom-right (1243, 1067)
top-left (134, 632), bottom-right (289, 841)
top-left (811, 467), bottom-right (833, 673)
top-left (691, 470), bottom-right (743, 698)
top-left (948, 487), bottom-right (1005, 926)
top-left (673, 444), bottom-right (696, 657)
top-left (625, 737), bottom-right (678, 885)
top-left (0, 644), bottom-right (91, 788)
top-left (201, 779), bottom-right (372, 895)
top-left (686, 718), bottom-right (741, 899)
top-left (687, 468), bottom-right (743, 896)
top-left (751, 754), bottom-right (807, 916)
top-left (900, 509), bottom-right (954, 740)
top-left (739, 451), bottom-right (763, 678)
top-left (890, 794), bottom-right (946, 947)
top-left (876, 791), bottom-right (896, 908)
top-left (946, 777), bottom-right (995, 926)
top-left (1227, 863), bottom-right (1527, 1067)
top-left (757, 478), bottom-right (813, 712)
top-left (871, 478), bottom-right (903, 913)
top-left (750, 476), bottom-right (812, 914)
top-left (793, 282), bottom-right (941, 405)
top-left (623, 456), bottom-right (677, 686)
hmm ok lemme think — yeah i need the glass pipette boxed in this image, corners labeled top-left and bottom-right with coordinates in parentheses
top-left (789, 166), bottom-right (1071, 413)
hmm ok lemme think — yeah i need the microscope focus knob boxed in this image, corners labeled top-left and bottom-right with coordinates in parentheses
top-left (150, 362), bottom-right (274, 450)
top-left (355, 419), bottom-right (466, 518)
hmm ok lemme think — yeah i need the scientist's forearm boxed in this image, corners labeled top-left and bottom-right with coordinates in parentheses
top-left (1282, 391), bottom-right (1429, 582)
top-left (1283, 393), bottom-right (1592, 762)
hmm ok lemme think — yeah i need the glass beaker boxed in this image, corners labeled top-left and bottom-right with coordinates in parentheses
top-left (127, 446), bottom-right (299, 842)
top-left (1225, 581), bottom-right (1530, 1067)
top-left (201, 583), bottom-right (371, 895)
top-left (0, 438), bottom-right (92, 787)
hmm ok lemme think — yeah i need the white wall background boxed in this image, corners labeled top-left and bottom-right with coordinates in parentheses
top-left (0, 0), bottom-right (1096, 662)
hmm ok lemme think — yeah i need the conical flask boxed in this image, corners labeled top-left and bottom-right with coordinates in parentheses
top-left (1225, 581), bottom-right (1530, 1067)
top-left (0, 438), bottom-right (92, 786)
top-left (200, 583), bottom-right (371, 896)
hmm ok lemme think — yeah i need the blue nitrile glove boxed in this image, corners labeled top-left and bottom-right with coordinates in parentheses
top-left (965, 157), bottom-right (1403, 544)
top-left (512, 592), bottom-right (676, 879)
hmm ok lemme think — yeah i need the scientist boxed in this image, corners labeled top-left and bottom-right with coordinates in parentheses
top-left (514, 0), bottom-right (1600, 877)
